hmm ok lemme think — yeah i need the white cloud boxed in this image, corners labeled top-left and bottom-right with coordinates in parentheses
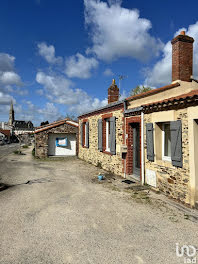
top-left (0, 71), bottom-right (22, 86)
top-left (15, 100), bottom-right (62, 125)
top-left (0, 53), bottom-right (15, 72)
top-left (144, 41), bottom-right (172, 87)
top-left (36, 71), bottom-right (108, 115)
top-left (65, 53), bottom-right (98, 79)
top-left (0, 53), bottom-right (23, 87)
top-left (37, 102), bottom-right (61, 121)
top-left (36, 89), bottom-right (44, 96)
top-left (107, 0), bottom-right (122, 6)
top-left (0, 91), bottom-right (13, 105)
top-left (103, 68), bottom-right (114, 76)
top-left (84, 0), bottom-right (163, 62)
top-left (0, 53), bottom-right (24, 121)
top-left (37, 42), bottom-right (63, 64)
top-left (144, 21), bottom-right (198, 87)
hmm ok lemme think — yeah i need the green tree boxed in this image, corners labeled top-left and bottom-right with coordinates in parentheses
top-left (130, 85), bottom-right (152, 96)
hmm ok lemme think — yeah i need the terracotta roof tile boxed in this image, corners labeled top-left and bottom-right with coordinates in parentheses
top-left (0, 129), bottom-right (11, 137)
top-left (126, 82), bottom-right (180, 101)
top-left (143, 89), bottom-right (198, 107)
top-left (34, 119), bottom-right (78, 134)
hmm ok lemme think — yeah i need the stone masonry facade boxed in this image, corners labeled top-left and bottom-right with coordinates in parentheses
top-left (144, 108), bottom-right (190, 204)
top-left (79, 107), bottom-right (124, 176)
top-left (35, 123), bottom-right (78, 158)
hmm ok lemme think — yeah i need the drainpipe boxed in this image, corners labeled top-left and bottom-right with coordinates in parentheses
top-left (141, 111), bottom-right (145, 185)
top-left (124, 100), bottom-right (127, 178)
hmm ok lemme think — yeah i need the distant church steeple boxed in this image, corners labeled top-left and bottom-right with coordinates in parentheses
top-left (8, 100), bottom-right (15, 126)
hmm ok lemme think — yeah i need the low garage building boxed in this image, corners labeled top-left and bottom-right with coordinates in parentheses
top-left (34, 119), bottom-right (78, 158)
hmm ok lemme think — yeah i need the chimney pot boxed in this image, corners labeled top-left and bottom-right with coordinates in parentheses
top-left (171, 32), bottom-right (194, 82)
top-left (108, 79), bottom-right (119, 104)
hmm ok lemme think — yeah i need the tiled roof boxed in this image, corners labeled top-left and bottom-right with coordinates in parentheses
top-left (36, 118), bottom-right (69, 129)
top-left (78, 83), bottom-right (181, 118)
top-left (34, 119), bottom-right (78, 134)
top-left (126, 82), bottom-right (180, 101)
top-left (142, 89), bottom-right (198, 108)
top-left (78, 100), bottom-right (124, 118)
top-left (0, 129), bottom-right (11, 137)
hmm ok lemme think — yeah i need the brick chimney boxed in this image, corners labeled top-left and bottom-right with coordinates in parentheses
top-left (171, 31), bottom-right (194, 82)
top-left (108, 79), bottom-right (119, 104)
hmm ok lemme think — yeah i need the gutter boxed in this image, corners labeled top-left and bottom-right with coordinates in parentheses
top-left (141, 111), bottom-right (145, 185)
top-left (123, 100), bottom-right (127, 178)
top-left (124, 106), bottom-right (143, 115)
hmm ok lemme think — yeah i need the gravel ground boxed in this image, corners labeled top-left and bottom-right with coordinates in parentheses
top-left (0, 147), bottom-right (198, 264)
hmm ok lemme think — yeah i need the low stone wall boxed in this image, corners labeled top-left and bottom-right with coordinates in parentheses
top-left (35, 123), bottom-right (78, 158)
top-left (79, 108), bottom-right (124, 176)
top-left (144, 108), bottom-right (190, 204)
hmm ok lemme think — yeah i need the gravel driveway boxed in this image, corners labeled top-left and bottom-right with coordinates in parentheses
top-left (0, 147), bottom-right (198, 264)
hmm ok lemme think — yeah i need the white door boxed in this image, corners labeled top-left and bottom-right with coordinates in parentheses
top-left (48, 133), bottom-right (76, 156)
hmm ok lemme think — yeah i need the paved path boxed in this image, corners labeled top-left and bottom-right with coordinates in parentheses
top-left (0, 148), bottom-right (197, 264)
top-left (0, 143), bottom-right (19, 159)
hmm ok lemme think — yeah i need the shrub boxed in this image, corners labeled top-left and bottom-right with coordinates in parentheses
top-left (32, 148), bottom-right (35, 157)
top-left (14, 150), bottom-right (22, 155)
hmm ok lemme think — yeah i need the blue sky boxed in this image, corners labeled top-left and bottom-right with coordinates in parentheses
top-left (1, 0), bottom-right (198, 125)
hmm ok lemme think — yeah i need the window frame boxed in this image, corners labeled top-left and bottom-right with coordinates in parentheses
top-left (82, 121), bottom-right (89, 148)
top-left (162, 122), bottom-right (171, 162)
top-left (105, 118), bottom-right (111, 152)
top-left (84, 122), bottom-right (87, 147)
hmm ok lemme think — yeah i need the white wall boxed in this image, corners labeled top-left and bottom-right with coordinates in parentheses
top-left (48, 133), bottom-right (76, 156)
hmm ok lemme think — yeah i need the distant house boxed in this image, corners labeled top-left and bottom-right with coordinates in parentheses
top-left (34, 119), bottom-right (78, 158)
top-left (0, 129), bottom-right (11, 142)
top-left (78, 31), bottom-right (198, 208)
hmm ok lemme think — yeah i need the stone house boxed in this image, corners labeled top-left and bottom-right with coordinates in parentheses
top-left (79, 31), bottom-right (198, 208)
top-left (35, 119), bottom-right (78, 158)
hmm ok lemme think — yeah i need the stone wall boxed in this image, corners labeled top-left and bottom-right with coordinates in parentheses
top-left (79, 108), bottom-right (124, 176)
top-left (35, 123), bottom-right (78, 158)
top-left (144, 108), bottom-right (190, 204)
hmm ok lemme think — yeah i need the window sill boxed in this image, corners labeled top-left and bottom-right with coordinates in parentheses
top-left (82, 145), bottom-right (89, 149)
top-left (162, 157), bottom-right (171, 162)
top-left (103, 151), bottom-right (112, 156)
top-left (155, 159), bottom-right (173, 168)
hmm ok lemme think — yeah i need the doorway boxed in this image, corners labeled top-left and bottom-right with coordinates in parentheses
top-left (132, 124), bottom-right (140, 180)
top-left (126, 119), bottom-right (141, 182)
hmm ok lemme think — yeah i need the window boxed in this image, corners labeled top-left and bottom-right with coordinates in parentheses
top-left (105, 119), bottom-right (111, 152)
top-left (81, 121), bottom-right (89, 148)
top-left (98, 117), bottom-right (116, 155)
top-left (84, 123), bottom-right (87, 147)
top-left (162, 123), bottom-right (171, 161)
top-left (147, 121), bottom-right (182, 167)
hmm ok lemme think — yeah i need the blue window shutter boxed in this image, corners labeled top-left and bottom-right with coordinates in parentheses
top-left (170, 120), bottom-right (182, 168)
top-left (98, 119), bottom-right (103, 151)
top-left (146, 123), bottom-right (154, 161)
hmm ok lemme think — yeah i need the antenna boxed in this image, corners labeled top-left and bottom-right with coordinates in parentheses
top-left (118, 75), bottom-right (127, 93)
